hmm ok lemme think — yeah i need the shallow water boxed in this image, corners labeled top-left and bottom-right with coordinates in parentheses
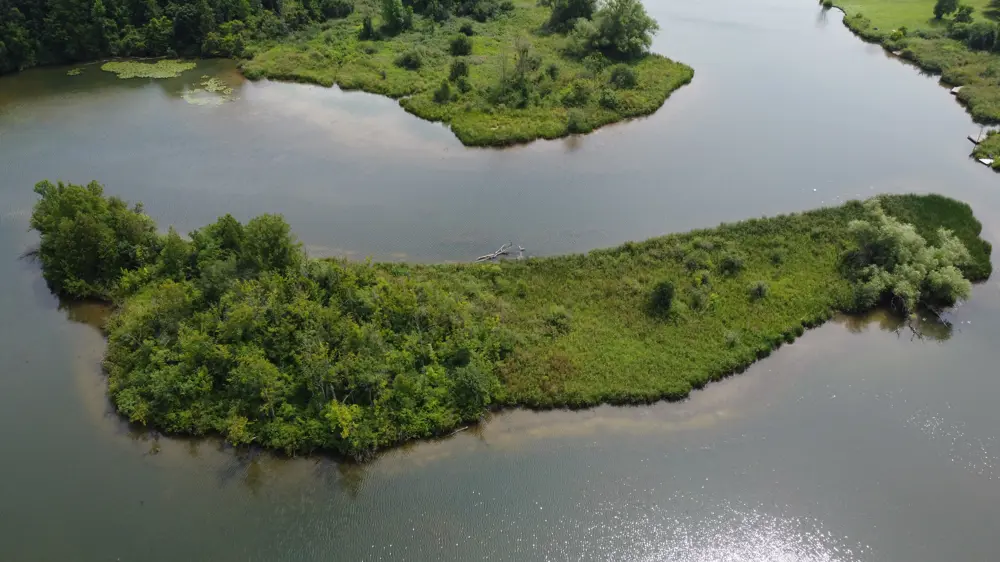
top-left (2, 0), bottom-right (1000, 560)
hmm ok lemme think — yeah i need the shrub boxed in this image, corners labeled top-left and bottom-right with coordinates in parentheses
top-left (650, 280), bottom-right (675, 315)
top-left (455, 76), bottom-right (472, 92)
top-left (955, 5), bottom-right (975, 23)
top-left (609, 64), bottom-right (638, 89)
top-left (450, 59), bottom-right (469, 80)
top-left (544, 305), bottom-right (572, 334)
top-left (748, 281), bottom-right (769, 300)
top-left (395, 49), bottom-right (424, 70)
top-left (359, 15), bottom-right (377, 39)
top-left (566, 108), bottom-right (586, 132)
top-left (718, 253), bottom-right (744, 276)
top-left (561, 80), bottom-right (591, 107)
top-left (933, 0), bottom-right (958, 19)
top-left (450, 34), bottom-right (473, 56)
top-left (460, 21), bottom-right (475, 35)
top-left (381, 0), bottom-right (413, 34)
top-left (547, 0), bottom-right (597, 31)
top-left (320, 0), bottom-right (354, 18)
top-left (546, 63), bottom-right (560, 79)
top-left (434, 79), bottom-right (453, 102)
top-left (598, 88), bottom-right (621, 110)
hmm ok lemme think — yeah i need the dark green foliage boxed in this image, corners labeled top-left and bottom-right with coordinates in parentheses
top-left (433, 78), bottom-right (452, 102)
top-left (32, 185), bottom-right (990, 457)
top-left (933, 0), bottom-right (958, 19)
top-left (395, 48), bottom-right (423, 69)
top-left (748, 281), bottom-right (769, 300)
top-left (566, 108), bottom-right (586, 132)
top-left (546, 0), bottom-right (596, 32)
top-left (0, 0), bottom-right (353, 73)
top-left (455, 0), bottom-right (513, 22)
top-left (359, 14), bottom-right (377, 40)
top-left (455, 75), bottom-right (471, 92)
top-left (649, 280), bottom-right (675, 315)
top-left (954, 4), bottom-right (973, 23)
top-left (381, 0), bottom-right (412, 34)
top-left (449, 58), bottom-right (469, 80)
top-left (593, 0), bottom-right (658, 59)
top-left (29, 180), bottom-right (159, 299)
top-left (450, 34), bottom-right (472, 55)
top-left (459, 21), bottom-right (475, 35)
top-left (718, 253), bottom-right (745, 276)
top-left (598, 87), bottom-right (621, 109)
top-left (609, 64), bottom-right (637, 88)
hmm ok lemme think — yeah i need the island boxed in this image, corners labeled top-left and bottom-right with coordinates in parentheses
top-left (0, 0), bottom-right (692, 145)
top-left (28, 181), bottom-right (992, 459)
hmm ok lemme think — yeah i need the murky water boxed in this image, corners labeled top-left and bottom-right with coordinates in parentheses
top-left (2, 0), bottom-right (1000, 560)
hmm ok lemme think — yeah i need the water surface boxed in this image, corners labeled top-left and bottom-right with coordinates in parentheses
top-left (2, 0), bottom-right (1000, 560)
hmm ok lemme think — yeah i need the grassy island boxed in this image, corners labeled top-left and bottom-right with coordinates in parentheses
top-left (29, 182), bottom-right (991, 458)
top-left (831, 0), bottom-right (1000, 129)
top-left (0, 0), bottom-right (691, 146)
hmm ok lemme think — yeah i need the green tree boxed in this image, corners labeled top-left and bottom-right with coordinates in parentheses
top-left (954, 4), bottom-right (974, 22)
top-left (593, 0), bottom-right (658, 59)
top-left (934, 0), bottom-right (959, 19)
top-left (546, 0), bottom-right (596, 31)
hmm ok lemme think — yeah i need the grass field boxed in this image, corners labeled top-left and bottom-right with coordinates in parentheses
top-left (240, 0), bottom-right (693, 146)
top-left (832, 0), bottom-right (1000, 129)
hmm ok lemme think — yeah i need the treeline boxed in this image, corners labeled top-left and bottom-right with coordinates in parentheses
top-left (0, 0), bottom-right (352, 74)
top-left (30, 180), bottom-right (511, 458)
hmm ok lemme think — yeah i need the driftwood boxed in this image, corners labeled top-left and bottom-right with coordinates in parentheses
top-left (475, 242), bottom-right (526, 262)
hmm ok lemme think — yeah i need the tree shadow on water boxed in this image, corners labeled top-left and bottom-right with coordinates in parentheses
top-left (836, 307), bottom-right (954, 342)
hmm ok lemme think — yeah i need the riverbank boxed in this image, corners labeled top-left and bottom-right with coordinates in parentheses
top-left (29, 184), bottom-right (992, 459)
top-left (831, 0), bottom-right (1000, 126)
top-left (240, 0), bottom-right (692, 146)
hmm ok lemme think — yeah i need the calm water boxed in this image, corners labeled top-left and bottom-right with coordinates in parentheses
top-left (3, 0), bottom-right (1000, 560)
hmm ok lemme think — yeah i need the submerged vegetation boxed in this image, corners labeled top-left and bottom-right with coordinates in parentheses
top-left (101, 59), bottom-right (197, 79)
top-left (0, 0), bottom-right (691, 146)
top-left (30, 182), bottom-right (992, 458)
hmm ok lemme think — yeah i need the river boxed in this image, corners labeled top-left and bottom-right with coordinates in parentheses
top-left (2, 0), bottom-right (1000, 560)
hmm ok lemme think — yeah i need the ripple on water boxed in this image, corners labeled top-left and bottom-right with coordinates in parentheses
top-left (906, 407), bottom-right (999, 480)
top-left (540, 497), bottom-right (871, 562)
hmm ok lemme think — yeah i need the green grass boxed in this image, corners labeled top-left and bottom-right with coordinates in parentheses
top-left (239, 0), bottom-right (693, 146)
top-left (832, 0), bottom-right (1000, 124)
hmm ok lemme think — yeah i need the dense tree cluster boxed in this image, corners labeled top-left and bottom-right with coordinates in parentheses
top-left (0, 0), bottom-right (352, 74)
top-left (845, 200), bottom-right (973, 313)
top-left (31, 181), bottom-right (512, 458)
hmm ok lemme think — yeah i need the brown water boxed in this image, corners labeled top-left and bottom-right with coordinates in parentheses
top-left (2, 1), bottom-right (1000, 560)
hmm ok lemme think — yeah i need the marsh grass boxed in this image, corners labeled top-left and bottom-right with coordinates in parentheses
top-left (239, 0), bottom-right (693, 146)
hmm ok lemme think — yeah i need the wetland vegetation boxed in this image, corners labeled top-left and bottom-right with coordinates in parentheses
top-left (0, 0), bottom-right (691, 145)
top-left (29, 181), bottom-right (991, 459)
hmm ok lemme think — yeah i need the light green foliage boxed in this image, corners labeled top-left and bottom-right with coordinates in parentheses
top-left (101, 59), bottom-right (197, 79)
top-left (591, 0), bottom-right (659, 59)
top-left (954, 4), bottom-right (975, 22)
top-left (380, 0), bottom-right (413, 34)
top-left (32, 186), bottom-right (991, 458)
top-left (845, 199), bottom-right (973, 312)
top-left (239, 0), bottom-right (693, 146)
top-left (66, 67), bottom-right (83, 76)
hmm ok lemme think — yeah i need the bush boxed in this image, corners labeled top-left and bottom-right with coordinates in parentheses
top-left (561, 80), bottom-right (591, 107)
top-left (381, 0), bottom-right (413, 34)
top-left (821, 0), bottom-right (833, 7)
top-left (450, 59), bottom-right (469, 80)
top-left (455, 76), bottom-right (472, 92)
top-left (460, 21), bottom-right (475, 35)
top-left (433, 79), bottom-right (453, 103)
top-left (934, 0), bottom-right (958, 19)
top-left (609, 64), bottom-right (638, 89)
top-left (598, 88), bottom-right (621, 110)
top-left (748, 281), bottom-right (769, 300)
top-left (544, 304), bottom-right (572, 334)
top-left (954, 5), bottom-right (974, 22)
top-left (650, 280), bottom-right (675, 315)
top-left (566, 108), bottom-right (586, 132)
top-left (450, 34), bottom-right (473, 55)
top-left (320, 0), bottom-right (354, 18)
top-left (395, 49), bottom-right (424, 70)
top-left (546, 63), bottom-right (560, 79)
top-left (718, 253), bottom-right (745, 276)
top-left (547, 0), bottom-right (597, 31)
top-left (359, 15), bottom-right (377, 39)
